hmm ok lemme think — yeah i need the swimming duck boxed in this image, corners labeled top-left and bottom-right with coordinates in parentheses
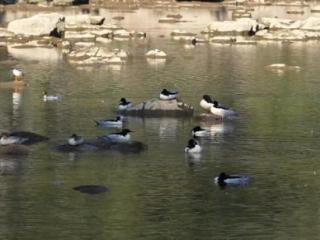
top-left (184, 139), bottom-right (202, 153)
top-left (160, 89), bottom-right (178, 100)
top-left (214, 172), bottom-right (250, 186)
top-left (0, 131), bottom-right (48, 145)
top-left (43, 91), bottom-right (60, 102)
top-left (95, 116), bottom-right (124, 128)
top-left (200, 95), bottom-right (215, 112)
top-left (118, 98), bottom-right (132, 110)
top-left (68, 134), bottom-right (84, 146)
top-left (12, 68), bottom-right (23, 81)
top-left (192, 126), bottom-right (208, 137)
top-left (210, 101), bottom-right (237, 119)
top-left (103, 129), bottom-right (132, 142)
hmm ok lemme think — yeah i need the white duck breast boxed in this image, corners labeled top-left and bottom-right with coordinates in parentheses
top-left (200, 99), bottom-right (213, 111)
top-left (210, 106), bottom-right (236, 118)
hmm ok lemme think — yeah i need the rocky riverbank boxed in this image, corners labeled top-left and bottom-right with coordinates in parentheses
top-left (0, 1), bottom-right (319, 66)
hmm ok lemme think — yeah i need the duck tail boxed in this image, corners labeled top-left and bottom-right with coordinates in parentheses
top-left (94, 120), bottom-right (100, 126)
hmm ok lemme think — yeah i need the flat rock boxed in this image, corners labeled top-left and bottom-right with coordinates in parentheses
top-left (117, 98), bottom-right (194, 117)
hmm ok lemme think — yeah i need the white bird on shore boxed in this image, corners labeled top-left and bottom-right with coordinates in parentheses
top-left (43, 91), bottom-right (61, 102)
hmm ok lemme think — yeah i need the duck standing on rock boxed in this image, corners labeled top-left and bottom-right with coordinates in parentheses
top-left (103, 129), bottom-right (132, 143)
top-left (160, 89), bottom-right (178, 100)
top-left (118, 98), bottom-right (132, 110)
top-left (68, 134), bottom-right (84, 146)
top-left (210, 100), bottom-right (237, 119)
top-left (184, 139), bottom-right (202, 153)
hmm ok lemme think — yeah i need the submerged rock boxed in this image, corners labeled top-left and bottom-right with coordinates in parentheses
top-left (145, 49), bottom-right (167, 59)
top-left (265, 63), bottom-right (301, 72)
top-left (55, 139), bottom-right (147, 153)
top-left (117, 98), bottom-right (194, 117)
top-left (73, 185), bottom-right (108, 194)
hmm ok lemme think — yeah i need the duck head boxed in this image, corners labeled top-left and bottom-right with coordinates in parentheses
top-left (192, 126), bottom-right (203, 132)
top-left (187, 139), bottom-right (197, 148)
top-left (203, 95), bottom-right (214, 103)
top-left (120, 98), bottom-right (128, 104)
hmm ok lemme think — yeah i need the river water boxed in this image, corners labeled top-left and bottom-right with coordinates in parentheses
top-left (0, 5), bottom-right (320, 240)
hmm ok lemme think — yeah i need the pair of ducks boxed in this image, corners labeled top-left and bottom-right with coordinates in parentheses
top-left (200, 94), bottom-right (237, 119)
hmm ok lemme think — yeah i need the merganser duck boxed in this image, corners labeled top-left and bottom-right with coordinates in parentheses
top-left (103, 129), bottom-right (132, 142)
top-left (210, 101), bottom-right (237, 119)
top-left (43, 91), bottom-right (60, 102)
top-left (12, 68), bottom-right (23, 81)
top-left (160, 89), bottom-right (178, 100)
top-left (0, 132), bottom-right (26, 145)
top-left (200, 95), bottom-right (215, 112)
top-left (184, 139), bottom-right (202, 153)
top-left (0, 131), bottom-right (48, 145)
top-left (192, 126), bottom-right (208, 137)
top-left (68, 134), bottom-right (84, 146)
top-left (95, 116), bottom-right (124, 128)
top-left (118, 98), bottom-right (132, 110)
top-left (214, 172), bottom-right (250, 186)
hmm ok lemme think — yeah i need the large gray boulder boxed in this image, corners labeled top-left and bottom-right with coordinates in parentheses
top-left (8, 13), bottom-right (62, 36)
top-left (118, 98), bottom-right (194, 117)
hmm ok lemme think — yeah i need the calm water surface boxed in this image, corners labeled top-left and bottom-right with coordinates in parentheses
top-left (0, 7), bottom-right (320, 240)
